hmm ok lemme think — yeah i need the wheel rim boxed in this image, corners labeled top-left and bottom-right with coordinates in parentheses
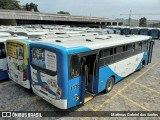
top-left (107, 80), bottom-right (113, 91)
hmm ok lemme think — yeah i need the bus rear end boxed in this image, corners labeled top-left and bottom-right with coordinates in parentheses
top-left (149, 29), bottom-right (159, 39)
top-left (7, 40), bottom-right (30, 89)
top-left (30, 44), bottom-right (68, 109)
top-left (130, 29), bottom-right (139, 35)
top-left (0, 42), bottom-right (8, 80)
top-left (139, 29), bottom-right (149, 35)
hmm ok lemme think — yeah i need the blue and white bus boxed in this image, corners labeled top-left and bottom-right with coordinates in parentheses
top-left (121, 28), bottom-right (130, 35)
top-left (149, 29), bottom-right (159, 39)
top-left (139, 28), bottom-right (149, 35)
top-left (0, 36), bottom-right (27, 80)
top-left (29, 35), bottom-right (154, 109)
top-left (130, 28), bottom-right (140, 35)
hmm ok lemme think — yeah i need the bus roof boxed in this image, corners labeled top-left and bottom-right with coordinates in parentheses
top-left (0, 36), bottom-right (28, 42)
top-left (0, 32), bottom-right (11, 37)
top-left (30, 35), bottom-right (151, 51)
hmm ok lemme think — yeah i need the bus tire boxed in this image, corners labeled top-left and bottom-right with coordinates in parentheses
top-left (105, 77), bottom-right (114, 93)
top-left (139, 62), bottom-right (143, 71)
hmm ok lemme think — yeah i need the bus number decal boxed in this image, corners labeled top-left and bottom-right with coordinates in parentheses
top-left (71, 83), bottom-right (80, 91)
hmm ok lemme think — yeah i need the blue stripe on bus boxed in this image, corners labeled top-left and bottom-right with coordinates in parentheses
top-left (98, 66), bottom-right (122, 93)
top-left (0, 70), bottom-right (8, 80)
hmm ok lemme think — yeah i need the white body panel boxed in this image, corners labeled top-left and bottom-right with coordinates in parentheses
top-left (31, 66), bottom-right (67, 109)
top-left (32, 86), bottom-right (67, 109)
top-left (7, 56), bottom-right (30, 88)
top-left (109, 52), bottom-right (144, 77)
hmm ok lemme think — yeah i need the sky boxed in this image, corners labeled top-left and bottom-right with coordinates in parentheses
top-left (19, 0), bottom-right (160, 20)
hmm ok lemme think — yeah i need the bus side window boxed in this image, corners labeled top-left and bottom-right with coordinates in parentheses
top-left (126, 43), bottom-right (133, 51)
top-left (70, 55), bottom-right (80, 78)
top-left (100, 48), bottom-right (113, 67)
top-left (114, 47), bottom-right (117, 54)
top-left (117, 45), bottom-right (124, 53)
top-left (99, 50), bottom-right (104, 58)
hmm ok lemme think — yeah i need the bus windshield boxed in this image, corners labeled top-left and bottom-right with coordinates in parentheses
top-left (31, 47), bottom-right (57, 72)
top-left (0, 43), bottom-right (6, 59)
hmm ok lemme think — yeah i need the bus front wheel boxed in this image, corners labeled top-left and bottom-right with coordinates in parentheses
top-left (105, 77), bottom-right (114, 93)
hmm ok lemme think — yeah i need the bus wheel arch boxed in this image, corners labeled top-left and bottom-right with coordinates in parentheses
top-left (139, 60), bottom-right (145, 71)
top-left (142, 60), bottom-right (145, 66)
top-left (104, 76), bottom-right (115, 93)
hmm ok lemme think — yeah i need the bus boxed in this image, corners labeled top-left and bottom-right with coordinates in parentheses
top-left (121, 28), bottom-right (130, 35)
top-left (149, 29), bottom-right (159, 39)
top-left (0, 36), bottom-right (27, 80)
top-left (130, 28), bottom-right (140, 35)
top-left (6, 34), bottom-right (114, 88)
top-left (139, 28), bottom-right (149, 35)
top-left (113, 29), bottom-right (121, 34)
top-left (29, 35), bottom-right (154, 109)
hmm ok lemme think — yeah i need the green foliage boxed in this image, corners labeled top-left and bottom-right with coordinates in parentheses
top-left (139, 17), bottom-right (147, 27)
top-left (151, 23), bottom-right (160, 28)
top-left (0, 0), bottom-right (21, 10)
top-left (57, 11), bottom-right (70, 15)
top-left (24, 2), bottom-right (39, 12)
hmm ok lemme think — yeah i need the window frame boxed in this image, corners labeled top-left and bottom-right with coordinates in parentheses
top-left (68, 54), bottom-right (80, 79)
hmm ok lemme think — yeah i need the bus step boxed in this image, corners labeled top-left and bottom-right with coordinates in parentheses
top-left (86, 92), bottom-right (96, 96)
top-left (84, 92), bottom-right (95, 103)
top-left (84, 95), bottom-right (93, 103)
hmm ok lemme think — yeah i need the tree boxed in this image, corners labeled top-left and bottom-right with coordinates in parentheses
top-left (139, 17), bottom-right (147, 27)
top-left (57, 11), bottom-right (70, 15)
top-left (0, 0), bottom-right (21, 10)
top-left (24, 2), bottom-right (39, 12)
top-left (151, 23), bottom-right (160, 28)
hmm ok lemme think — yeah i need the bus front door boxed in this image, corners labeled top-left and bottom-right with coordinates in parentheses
top-left (80, 54), bottom-right (98, 103)
top-left (147, 40), bottom-right (154, 64)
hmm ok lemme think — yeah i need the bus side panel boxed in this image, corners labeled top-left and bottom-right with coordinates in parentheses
top-left (7, 41), bottom-right (30, 89)
top-left (68, 77), bottom-right (81, 108)
top-left (98, 52), bottom-right (145, 93)
top-left (98, 66), bottom-right (122, 93)
top-left (135, 52), bottom-right (147, 71)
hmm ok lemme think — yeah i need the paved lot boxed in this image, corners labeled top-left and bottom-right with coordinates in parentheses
top-left (0, 40), bottom-right (160, 120)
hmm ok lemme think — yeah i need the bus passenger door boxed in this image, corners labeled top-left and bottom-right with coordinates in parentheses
top-left (80, 54), bottom-right (98, 103)
top-left (80, 57), bottom-right (86, 103)
top-left (147, 40), bottom-right (154, 64)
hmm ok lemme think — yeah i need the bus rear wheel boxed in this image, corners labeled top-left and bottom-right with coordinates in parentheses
top-left (139, 61), bottom-right (145, 71)
top-left (105, 77), bottom-right (114, 93)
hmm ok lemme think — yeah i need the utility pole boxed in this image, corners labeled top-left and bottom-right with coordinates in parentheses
top-left (128, 10), bottom-right (131, 26)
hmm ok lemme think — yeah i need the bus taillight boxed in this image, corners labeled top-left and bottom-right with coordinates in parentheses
top-left (56, 87), bottom-right (62, 100)
top-left (23, 69), bottom-right (27, 81)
